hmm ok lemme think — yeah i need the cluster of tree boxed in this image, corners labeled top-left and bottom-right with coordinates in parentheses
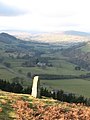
top-left (22, 61), bottom-right (35, 67)
top-left (40, 87), bottom-right (90, 106)
top-left (33, 74), bottom-right (90, 80)
top-left (0, 79), bottom-right (90, 106)
top-left (0, 79), bottom-right (31, 94)
top-left (3, 62), bottom-right (11, 68)
top-left (21, 56), bottom-right (53, 68)
top-left (0, 79), bottom-right (23, 93)
top-left (21, 57), bottom-right (38, 67)
top-left (69, 58), bottom-right (90, 70)
top-left (5, 49), bottom-right (16, 53)
top-left (75, 66), bottom-right (81, 70)
top-left (0, 57), bottom-right (4, 63)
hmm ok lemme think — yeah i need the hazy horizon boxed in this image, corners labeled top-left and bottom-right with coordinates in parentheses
top-left (0, 0), bottom-right (90, 33)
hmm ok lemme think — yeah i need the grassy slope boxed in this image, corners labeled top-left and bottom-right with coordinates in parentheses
top-left (12, 59), bottom-right (89, 76)
top-left (81, 43), bottom-right (90, 53)
top-left (41, 79), bottom-right (90, 98)
top-left (0, 90), bottom-right (90, 120)
top-left (1, 55), bottom-right (89, 79)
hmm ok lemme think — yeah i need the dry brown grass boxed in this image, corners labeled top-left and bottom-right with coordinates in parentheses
top-left (0, 91), bottom-right (90, 120)
top-left (12, 97), bottom-right (90, 120)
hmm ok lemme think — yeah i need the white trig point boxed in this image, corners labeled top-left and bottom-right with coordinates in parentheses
top-left (31, 76), bottom-right (40, 98)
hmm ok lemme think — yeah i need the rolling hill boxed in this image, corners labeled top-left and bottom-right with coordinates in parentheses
top-left (64, 30), bottom-right (90, 36)
top-left (0, 32), bottom-right (19, 44)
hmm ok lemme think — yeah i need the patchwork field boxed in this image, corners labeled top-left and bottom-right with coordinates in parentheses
top-left (0, 33), bottom-right (90, 99)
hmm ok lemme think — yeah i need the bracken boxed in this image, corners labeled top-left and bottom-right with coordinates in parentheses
top-left (12, 100), bottom-right (90, 120)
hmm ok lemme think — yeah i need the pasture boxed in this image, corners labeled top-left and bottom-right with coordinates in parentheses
top-left (41, 79), bottom-right (90, 98)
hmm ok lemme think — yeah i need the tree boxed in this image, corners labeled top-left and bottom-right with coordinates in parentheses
top-left (75, 66), bottom-right (81, 70)
top-left (4, 62), bottom-right (11, 68)
top-left (23, 86), bottom-right (32, 94)
top-left (11, 82), bottom-right (23, 93)
top-left (18, 69), bottom-right (22, 74)
top-left (0, 57), bottom-right (4, 63)
top-left (57, 90), bottom-right (64, 101)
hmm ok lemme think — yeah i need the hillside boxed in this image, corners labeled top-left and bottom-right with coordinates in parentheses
top-left (62, 41), bottom-right (90, 70)
top-left (0, 90), bottom-right (90, 120)
top-left (0, 32), bottom-right (19, 44)
top-left (64, 30), bottom-right (90, 36)
top-left (0, 32), bottom-right (90, 98)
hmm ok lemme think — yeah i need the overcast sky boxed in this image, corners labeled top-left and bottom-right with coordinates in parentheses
top-left (0, 0), bottom-right (90, 32)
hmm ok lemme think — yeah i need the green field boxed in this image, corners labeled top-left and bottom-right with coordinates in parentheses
top-left (81, 43), bottom-right (90, 52)
top-left (13, 66), bottom-right (89, 76)
top-left (41, 79), bottom-right (90, 98)
top-left (0, 53), bottom-right (90, 97)
top-left (0, 61), bottom-right (90, 98)
top-left (1, 57), bottom-right (90, 98)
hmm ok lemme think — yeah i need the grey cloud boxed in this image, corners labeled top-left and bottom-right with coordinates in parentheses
top-left (0, 2), bottom-right (27, 16)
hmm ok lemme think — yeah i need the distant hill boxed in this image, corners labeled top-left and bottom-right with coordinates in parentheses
top-left (0, 32), bottom-right (18, 44)
top-left (7, 30), bottom-right (90, 43)
top-left (64, 30), bottom-right (90, 36)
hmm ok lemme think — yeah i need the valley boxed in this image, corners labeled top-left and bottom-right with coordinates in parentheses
top-left (0, 32), bottom-right (90, 98)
